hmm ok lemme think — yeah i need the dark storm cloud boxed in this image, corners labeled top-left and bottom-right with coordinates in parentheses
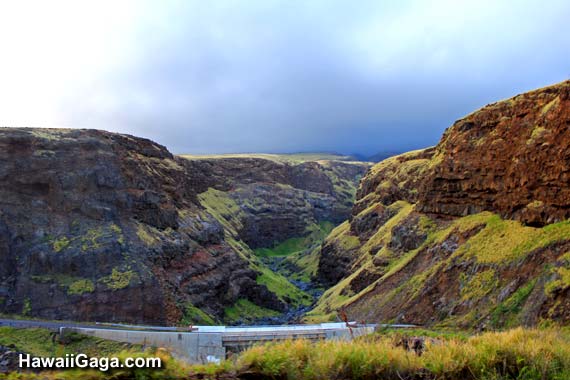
top-left (54, 0), bottom-right (570, 155)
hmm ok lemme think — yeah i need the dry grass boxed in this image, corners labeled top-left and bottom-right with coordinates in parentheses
top-left (235, 327), bottom-right (570, 380)
top-left (3, 328), bottom-right (569, 379)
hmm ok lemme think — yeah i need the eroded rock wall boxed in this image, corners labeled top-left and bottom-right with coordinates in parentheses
top-left (418, 81), bottom-right (570, 226)
top-left (311, 81), bottom-right (570, 327)
top-left (0, 128), bottom-right (281, 324)
top-left (184, 157), bottom-right (370, 249)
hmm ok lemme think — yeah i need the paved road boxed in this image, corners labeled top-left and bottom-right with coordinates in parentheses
top-left (0, 318), bottom-right (416, 333)
top-left (0, 318), bottom-right (102, 331)
top-left (0, 318), bottom-right (183, 332)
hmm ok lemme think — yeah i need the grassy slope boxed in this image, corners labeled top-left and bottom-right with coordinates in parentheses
top-left (283, 245), bottom-right (322, 283)
top-left (308, 202), bottom-right (570, 325)
top-left (306, 201), bottom-right (415, 322)
top-left (254, 221), bottom-right (334, 258)
top-left (0, 327), bottom-right (193, 380)
top-left (197, 188), bottom-right (314, 320)
top-left (224, 299), bottom-right (281, 324)
top-left (302, 136), bottom-right (570, 326)
top-left (0, 327), bottom-right (135, 358)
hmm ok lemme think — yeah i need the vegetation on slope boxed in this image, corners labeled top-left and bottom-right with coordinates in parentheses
top-left (455, 215), bottom-right (570, 264)
top-left (197, 162), bottom-right (363, 322)
top-left (180, 303), bottom-right (217, 326)
top-left (256, 266), bottom-right (313, 307)
top-left (310, 202), bottom-right (570, 326)
top-left (224, 299), bottom-right (281, 324)
top-left (281, 245), bottom-right (322, 283)
top-left (307, 201), bottom-right (416, 322)
top-left (254, 222), bottom-right (333, 257)
top-left (198, 188), bottom-right (313, 317)
top-left (0, 328), bottom-right (191, 380)
top-left (197, 188), bottom-right (245, 237)
top-left (0, 327), bottom-right (134, 358)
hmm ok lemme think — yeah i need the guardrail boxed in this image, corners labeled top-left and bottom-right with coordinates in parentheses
top-left (61, 322), bottom-right (377, 364)
top-left (2, 318), bottom-right (417, 364)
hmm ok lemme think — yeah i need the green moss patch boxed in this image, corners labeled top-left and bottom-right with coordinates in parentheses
top-left (100, 268), bottom-right (136, 290)
top-left (326, 221), bottom-right (360, 251)
top-left (255, 237), bottom-right (307, 257)
top-left (136, 223), bottom-right (159, 246)
top-left (284, 245), bottom-right (321, 282)
top-left (198, 188), bottom-right (245, 236)
top-left (255, 221), bottom-right (334, 257)
top-left (31, 274), bottom-right (95, 296)
top-left (52, 236), bottom-right (70, 252)
top-left (67, 279), bottom-right (95, 295)
top-left (224, 299), bottom-right (281, 324)
top-left (49, 223), bottom-right (124, 254)
top-left (180, 303), bottom-right (217, 325)
top-left (22, 299), bottom-right (31, 316)
top-left (459, 270), bottom-right (498, 302)
top-left (545, 254), bottom-right (570, 297)
top-left (256, 267), bottom-right (312, 307)
top-left (491, 280), bottom-right (537, 328)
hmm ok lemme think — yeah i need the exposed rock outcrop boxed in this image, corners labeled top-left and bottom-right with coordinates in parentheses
top-left (185, 157), bottom-right (369, 249)
top-left (311, 81), bottom-right (570, 327)
top-left (418, 81), bottom-right (570, 227)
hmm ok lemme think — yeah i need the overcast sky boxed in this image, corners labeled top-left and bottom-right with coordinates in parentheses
top-left (0, 0), bottom-right (569, 155)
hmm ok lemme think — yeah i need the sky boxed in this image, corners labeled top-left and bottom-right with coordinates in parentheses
top-left (0, 0), bottom-right (569, 156)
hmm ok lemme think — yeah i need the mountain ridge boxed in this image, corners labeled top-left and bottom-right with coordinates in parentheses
top-left (0, 127), bottom-right (369, 325)
top-left (309, 80), bottom-right (570, 328)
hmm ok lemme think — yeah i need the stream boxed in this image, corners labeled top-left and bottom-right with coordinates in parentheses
top-left (241, 255), bottom-right (324, 326)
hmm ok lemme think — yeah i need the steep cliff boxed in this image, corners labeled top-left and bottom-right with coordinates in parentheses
top-left (0, 129), bottom-right (368, 325)
top-left (311, 80), bottom-right (570, 328)
top-left (184, 156), bottom-right (367, 248)
top-left (183, 155), bottom-right (370, 322)
top-left (418, 80), bottom-right (570, 226)
top-left (0, 128), bottom-right (287, 325)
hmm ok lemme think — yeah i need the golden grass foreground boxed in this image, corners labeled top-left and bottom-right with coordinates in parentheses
top-left (236, 327), bottom-right (570, 380)
top-left (1, 327), bottom-right (569, 379)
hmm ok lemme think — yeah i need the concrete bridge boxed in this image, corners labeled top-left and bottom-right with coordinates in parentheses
top-left (61, 322), bottom-right (377, 364)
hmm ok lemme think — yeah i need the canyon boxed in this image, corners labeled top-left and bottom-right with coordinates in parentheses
top-left (1, 80), bottom-right (570, 329)
top-left (0, 129), bottom-right (368, 325)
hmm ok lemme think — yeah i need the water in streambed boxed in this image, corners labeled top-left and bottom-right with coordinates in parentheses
top-left (236, 254), bottom-right (325, 326)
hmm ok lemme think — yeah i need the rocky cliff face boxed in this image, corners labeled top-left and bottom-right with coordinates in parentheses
top-left (311, 81), bottom-right (570, 328)
top-left (185, 157), bottom-right (367, 249)
top-left (418, 81), bottom-right (570, 226)
top-left (0, 129), bottom-right (368, 325)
